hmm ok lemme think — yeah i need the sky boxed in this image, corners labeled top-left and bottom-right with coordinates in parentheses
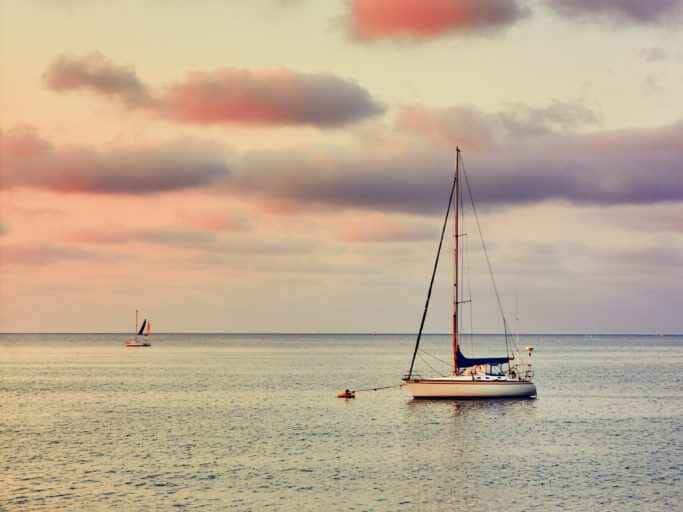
top-left (1, 0), bottom-right (682, 333)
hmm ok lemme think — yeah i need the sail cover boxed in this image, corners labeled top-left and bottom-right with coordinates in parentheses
top-left (137, 319), bottom-right (147, 336)
top-left (456, 349), bottom-right (510, 368)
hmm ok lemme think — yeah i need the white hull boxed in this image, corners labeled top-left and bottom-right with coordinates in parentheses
top-left (403, 377), bottom-right (536, 399)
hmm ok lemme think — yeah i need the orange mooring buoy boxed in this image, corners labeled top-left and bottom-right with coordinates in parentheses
top-left (337, 389), bottom-right (355, 399)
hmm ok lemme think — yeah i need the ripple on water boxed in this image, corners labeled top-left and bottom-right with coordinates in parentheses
top-left (1, 333), bottom-right (682, 511)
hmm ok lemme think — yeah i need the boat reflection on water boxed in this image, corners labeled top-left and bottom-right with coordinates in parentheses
top-left (405, 394), bottom-right (538, 419)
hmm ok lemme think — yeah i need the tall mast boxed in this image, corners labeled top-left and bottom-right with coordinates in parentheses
top-left (406, 150), bottom-right (459, 380)
top-left (452, 148), bottom-right (460, 374)
top-left (135, 309), bottom-right (138, 334)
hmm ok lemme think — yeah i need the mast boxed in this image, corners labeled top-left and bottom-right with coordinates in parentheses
top-left (135, 309), bottom-right (138, 335)
top-left (453, 148), bottom-right (460, 374)
top-left (406, 151), bottom-right (459, 380)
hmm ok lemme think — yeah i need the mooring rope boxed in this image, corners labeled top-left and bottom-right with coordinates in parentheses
top-left (352, 384), bottom-right (403, 393)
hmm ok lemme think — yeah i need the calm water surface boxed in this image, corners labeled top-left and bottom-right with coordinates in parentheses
top-left (1, 334), bottom-right (681, 511)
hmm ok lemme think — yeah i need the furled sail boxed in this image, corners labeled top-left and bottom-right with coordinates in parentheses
top-left (137, 319), bottom-right (147, 336)
top-left (456, 349), bottom-right (510, 368)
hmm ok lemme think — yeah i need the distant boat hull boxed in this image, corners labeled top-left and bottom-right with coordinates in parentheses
top-left (403, 376), bottom-right (536, 399)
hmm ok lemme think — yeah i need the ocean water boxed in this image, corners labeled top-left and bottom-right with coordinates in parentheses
top-left (1, 333), bottom-right (681, 511)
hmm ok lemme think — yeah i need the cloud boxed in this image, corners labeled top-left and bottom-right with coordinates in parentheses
top-left (597, 203), bottom-right (683, 234)
top-left (160, 68), bottom-right (384, 127)
top-left (498, 100), bottom-right (599, 136)
top-left (0, 242), bottom-right (102, 267)
top-left (1, 127), bottom-right (229, 195)
top-left (639, 47), bottom-right (668, 62)
top-left (44, 54), bottom-right (384, 127)
top-left (180, 211), bottom-right (250, 232)
top-left (396, 105), bottom-right (499, 151)
top-left (44, 53), bottom-right (152, 108)
top-left (222, 117), bottom-right (683, 214)
top-left (6, 111), bottom-right (681, 213)
top-left (1, 125), bottom-right (53, 158)
top-left (642, 74), bottom-right (665, 96)
top-left (67, 227), bottom-right (316, 257)
top-left (546, 0), bottom-right (683, 25)
top-left (605, 244), bottom-right (683, 272)
top-left (68, 228), bottom-right (218, 248)
top-left (347, 0), bottom-right (530, 41)
top-left (338, 215), bottom-right (435, 242)
top-left (396, 100), bottom-right (599, 150)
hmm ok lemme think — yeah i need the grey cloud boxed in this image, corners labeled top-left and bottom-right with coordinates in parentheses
top-left (610, 244), bottom-right (683, 270)
top-left (546, 0), bottom-right (683, 25)
top-left (223, 119), bottom-right (683, 213)
top-left (1, 128), bottom-right (229, 195)
top-left (44, 54), bottom-right (384, 128)
top-left (598, 204), bottom-right (683, 234)
top-left (44, 53), bottom-right (152, 108)
top-left (396, 100), bottom-right (599, 150)
top-left (498, 100), bottom-right (599, 137)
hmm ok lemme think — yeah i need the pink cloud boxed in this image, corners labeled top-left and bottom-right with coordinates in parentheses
top-left (1, 127), bottom-right (228, 195)
top-left (1, 125), bottom-right (53, 158)
top-left (180, 211), bottom-right (250, 232)
top-left (348, 0), bottom-right (529, 40)
top-left (44, 54), bottom-right (384, 128)
top-left (160, 68), bottom-right (384, 127)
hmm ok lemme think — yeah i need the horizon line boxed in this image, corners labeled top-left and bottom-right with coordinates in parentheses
top-left (0, 331), bottom-right (680, 336)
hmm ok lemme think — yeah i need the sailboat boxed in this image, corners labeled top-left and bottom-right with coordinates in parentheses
top-left (402, 148), bottom-right (536, 398)
top-left (125, 309), bottom-right (152, 347)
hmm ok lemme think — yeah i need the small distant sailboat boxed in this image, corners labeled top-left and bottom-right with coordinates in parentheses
top-left (402, 148), bottom-right (536, 399)
top-left (125, 309), bottom-right (152, 347)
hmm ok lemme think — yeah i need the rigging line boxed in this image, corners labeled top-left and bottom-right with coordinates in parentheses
top-left (419, 348), bottom-right (453, 368)
top-left (417, 351), bottom-right (445, 375)
top-left (462, 193), bottom-right (474, 353)
top-left (417, 350), bottom-right (450, 377)
top-left (420, 355), bottom-right (450, 377)
top-left (460, 155), bottom-right (511, 356)
top-left (511, 291), bottom-right (522, 354)
top-left (407, 164), bottom-right (458, 379)
top-left (467, 244), bottom-right (474, 353)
